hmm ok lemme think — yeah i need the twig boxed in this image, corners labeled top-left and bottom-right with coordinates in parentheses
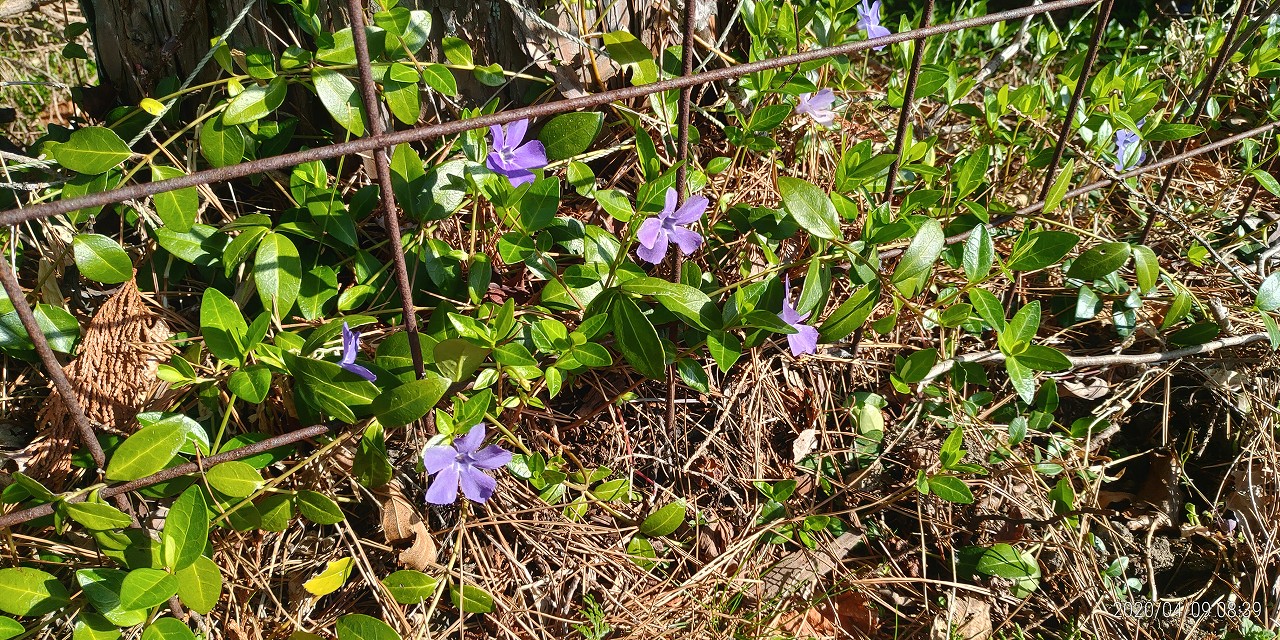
top-left (919, 332), bottom-right (1270, 385)
top-left (0, 425), bottom-right (329, 529)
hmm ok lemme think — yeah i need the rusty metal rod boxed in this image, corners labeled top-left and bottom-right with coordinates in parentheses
top-left (1141, 0), bottom-right (1253, 244)
top-left (0, 0), bottom-right (1101, 227)
top-left (344, 0), bottom-right (425, 379)
top-left (669, 0), bottom-right (699, 433)
top-left (884, 0), bottom-right (936, 202)
top-left (1037, 0), bottom-right (1115, 203)
top-left (0, 425), bottom-right (330, 529)
top-left (0, 257), bottom-right (106, 472)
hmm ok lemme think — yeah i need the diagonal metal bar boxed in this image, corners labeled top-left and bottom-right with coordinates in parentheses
top-left (1037, 0), bottom-right (1115, 203)
top-left (884, 0), bottom-right (936, 202)
top-left (0, 425), bottom-right (329, 529)
top-left (344, 0), bottom-right (425, 380)
top-left (669, 0), bottom-right (699, 433)
top-left (0, 256), bottom-right (107, 472)
top-left (1140, 0), bottom-right (1253, 244)
top-left (0, 0), bottom-right (1102, 228)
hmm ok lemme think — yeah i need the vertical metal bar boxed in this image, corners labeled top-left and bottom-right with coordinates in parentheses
top-left (1037, 0), bottom-right (1115, 203)
top-left (884, 0), bottom-right (936, 202)
top-left (0, 256), bottom-right (107, 472)
top-left (1140, 0), bottom-right (1252, 244)
top-left (669, 0), bottom-right (699, 432)
top-left (344, 0), bottom-right (425, 379)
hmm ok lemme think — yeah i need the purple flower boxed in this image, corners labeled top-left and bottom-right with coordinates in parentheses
top-left (422, 423), bottom-right (513, 505)
top-left (486, 119), bottom-right (547, 188)
top-left (1113, 127), bottom-right (1146, 172)
top-left (636, 188), bottom-right (708, 265)
top-left (795, 89), bottom-right (837, 126)
top-left (339, 322), bottom-right (376, 382)
top-left (856, 0), bottom-right (892, 50)
top-left (779, 275), bottom-right (819, 356)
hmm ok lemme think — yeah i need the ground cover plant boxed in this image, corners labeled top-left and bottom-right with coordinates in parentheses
top-left (1, 0), bottom-right (1280, 638)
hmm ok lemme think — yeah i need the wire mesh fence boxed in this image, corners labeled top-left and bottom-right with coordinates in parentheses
top-left (0, 0), bottom-right (1275, 528)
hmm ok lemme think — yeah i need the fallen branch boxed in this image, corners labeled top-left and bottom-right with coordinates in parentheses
top-left (0, 424), bottom-right (330, 529)
top-left (919, 332), bottom-right (1271, 385)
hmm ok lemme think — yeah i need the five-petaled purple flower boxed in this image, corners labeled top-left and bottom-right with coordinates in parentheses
top-left (779, 275), bottom-right (820, 356)
top-left (796, 89), bottom-right (837, 126)
top-left (486, 119), bottom-right (548, 188)
top-left (1113, 127), bottom-right (1146, 172)
top-left (339, 322), bottom-right (376, 382)
top-left (857, 0), bottom-right (892, 50)
top-left (422, 423), bottom-right (513, 505)
top-left (636, 187), bottom-right (708, 265)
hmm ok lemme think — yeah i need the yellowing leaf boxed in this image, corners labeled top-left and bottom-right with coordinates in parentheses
top-left (303, 557), bottom-right (353, 596)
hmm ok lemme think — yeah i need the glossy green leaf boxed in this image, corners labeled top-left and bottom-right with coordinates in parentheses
top-left (639, 501), bottom-right (686, 537)
top-left (621, 277), bottom-right (718, 330)
top-left (777, 176), bottom-right (840, 240)
top-left (538, 112), bottom-right (603, 161)
top-left (962, 224), bottom-right (994, 282)
top-left (1132, 245), bottom-right (1160, 294)
top-left (312, 69), bottom-right (365, 136)
top-left (223, 77), bottom-right (286, 125)
top-left (140, 617), bottom-right (196, 640)
top-left (150, 166), bottom-right (197, 231)
top-left (817, 281), bottom-right (879, 342)
top-left (336, 613), bottom-right (402, 640)
top-left (73, 233), bottom-right (133, 284)
top-left (1066, 242), bottom-right (1131, 280)
top-left (1006, 230), bottom-right (1078, 272)
top-left (0, 617), bottom-right (22, 640)
top-left (890, 219), bottom-right (944, 289)
top-left (372, 375), bottom-right (451, 427)
top-left (0, 568), bottom-right (70, 616)
top-left (65, 502), bottom-right (132, 530)
top-left (162, 485), bottom-right (209, 571)
top-left (198, 115), bottom-right (246, 168)
top-left (76, 569), bottom-right (146, 627)
top-left (1017, 345), bottom-right (1071, 372)
top-left (1004, 356), bottom-right (1037, 404)
top-left (295, 490), bottom-right (345, 525)
top-left (205, 461), bottom-right (264, 498)
top-left (119, 568), bottom-right (178, 611)
top-left (449, 583), bottom-right (495, 614)
top-left (105, 422), bottom-right (186, 481)
top-left (421, 63), bottom-right (458, 96)
top-left (228, 365), bottom-right (271, 403)
top-left (1042, 158), bottom-right (1074, 214)
top-left (1258, 273), bottom-right (1280, 311)
top-left (53, 126), bottom-right (131, 174)
top-left (381, 570), bottom-right (438, 604)
top-left (254, 232), bottom-right (302, 318)
top-left (927, 476), bottom-right (974, 504)
top-left (200, 287), bottom-right (248, 365)
top-left (612, 296), bottom-right (665, 378)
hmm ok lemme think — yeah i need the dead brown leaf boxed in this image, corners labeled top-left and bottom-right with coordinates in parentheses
top-left (379, 481), bottom-right (437, 571)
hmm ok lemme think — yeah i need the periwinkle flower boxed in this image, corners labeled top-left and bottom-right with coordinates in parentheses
top-left (486, 119), bottom-right (547, 188)
top-left (636, 187), bottom-right (708, 265)
top-left (856, 0), bottom-right (892, 50)
top-left (1113, 127), bottom-right (1146, 172)
top-left (795, 89), bottom-right (837, 126)
top-left (339, 322), bottom-right (376, 382)
top-left (779, 275), bottom-right (819, 356)
top-left (422, 423), bottom-right (513, 505)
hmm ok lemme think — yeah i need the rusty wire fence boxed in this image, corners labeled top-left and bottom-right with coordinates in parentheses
top-left (1, 0), bottom-right (1276, 527)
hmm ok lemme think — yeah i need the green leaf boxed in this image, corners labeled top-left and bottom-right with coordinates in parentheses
top-left (442, 36), bottom-right (473, 66)
top-left (162, 485), bottom-right (209, 571)
top-left (1258, 273), bottom-right (1280, 311)
top-left (140, 617), bottom-right (196, 640)
top-left (602, 31), bottom-right (656, 84)
top-left (927, 476), bottom-right (974, 504)
top-left (1251, 169), bottom-right (1280, 198)
top-left (962, 224), bottom-right (994, 283)
top-left (621, 277), bottom-right (718, 330)
top-left (76, 569), bottom-right (146, 627)
top-left (228, 365), bottom-right (271, 403)
top-left (53, 126), bottom-right (131, 174)
top-left (777, 176), bottom-right (841, 240)
top-left (1066, 242), bottom-right (1131, 280)
top-left (976, 543), bottom-right (1041, 598)
top-left (1017, 345), bottom-right (1071, 372)
top-left (150, 166), bottom-right (197, 231)
top-left (449, 583), bottom-right (495, 614)
top-left (1004, 301), bottom-right (1041, 350)
top-left (707, 330), bottom-right (741, 373)
top-left (432, 338), bottom-right (490, 383)
top-left (65, 502), bottom-right (132, 530)
top-left (372, 375), bottom-right (451, 427)
top-left (595, 189), bottom-right (634, 221)
top-left (254, 232), bottom-right (302, 318)
top-left (1042, 158), bottom-right (1074, 214)
top-left (72, 611), bottom-right (120, 640)
top-left (626, 535), bottom-right (657, 569)
top-left (1004, 356), bottom-right (1037, 404)
top-left (1006, 230), bottom-right (1078, 272)
top-left (303, 558), bottom-right (353, 596)
top-left (0, 617), bottom-right (22, 640)
top-left (353, 422), bottom-right (393, 489)
top-left (311, 69), bottom-right (365, 136)
top-left (198, 115), bottom-right (246, 168)
top-left (1145, 123), bottom-right (1204, 141)
top-left (639, 500), bottom-right (686, 537)
top-left (119, 568), bottom-right (178, 611)
top-left (421, 63), bottom-right (458, 96)
top-left (1163, 287), bottom-right (1193, 329)
top-left (222, 77), bottom-right (286, 125)
top-left (105, 422), bottom-right (186, 481)
top-left (0, 567), bottom-right (70, 616)
top-left (1169, 322), bottom-right (1220, 346)
top-left (1132, 245), bottom-right (1160, 294)
top-left (205, 461), bottom-right (264, 498)
top-left (287, 353), bottom-right (379, 422)
top-left (954, 146), bottom-right (989, 200)
top-left (896, 348), bottom-right (937, 384)
top-left (381, 570), bottom-right (438, 604)
top-left (200, 287), bottom-right (248, 366)
top-left (154, 224), bottom-right (226, 268)
top-left (336, 613), bottom-right (402, 640)
top-left (612, 296), bottom-right (665, 378)
top-left (295, 490), bottom-right (345, 525)
top-left (891, 219), bottom-right (944, 290)
top-left (538, 112), bottom-right (603, 161)
top-left (73, 233), bottom-right (133, 284)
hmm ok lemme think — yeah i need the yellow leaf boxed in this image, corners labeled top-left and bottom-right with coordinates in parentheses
top-left (302, 557), bottom-right (353, 596)
top-left (139, 98), bottom-right (165, 116)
